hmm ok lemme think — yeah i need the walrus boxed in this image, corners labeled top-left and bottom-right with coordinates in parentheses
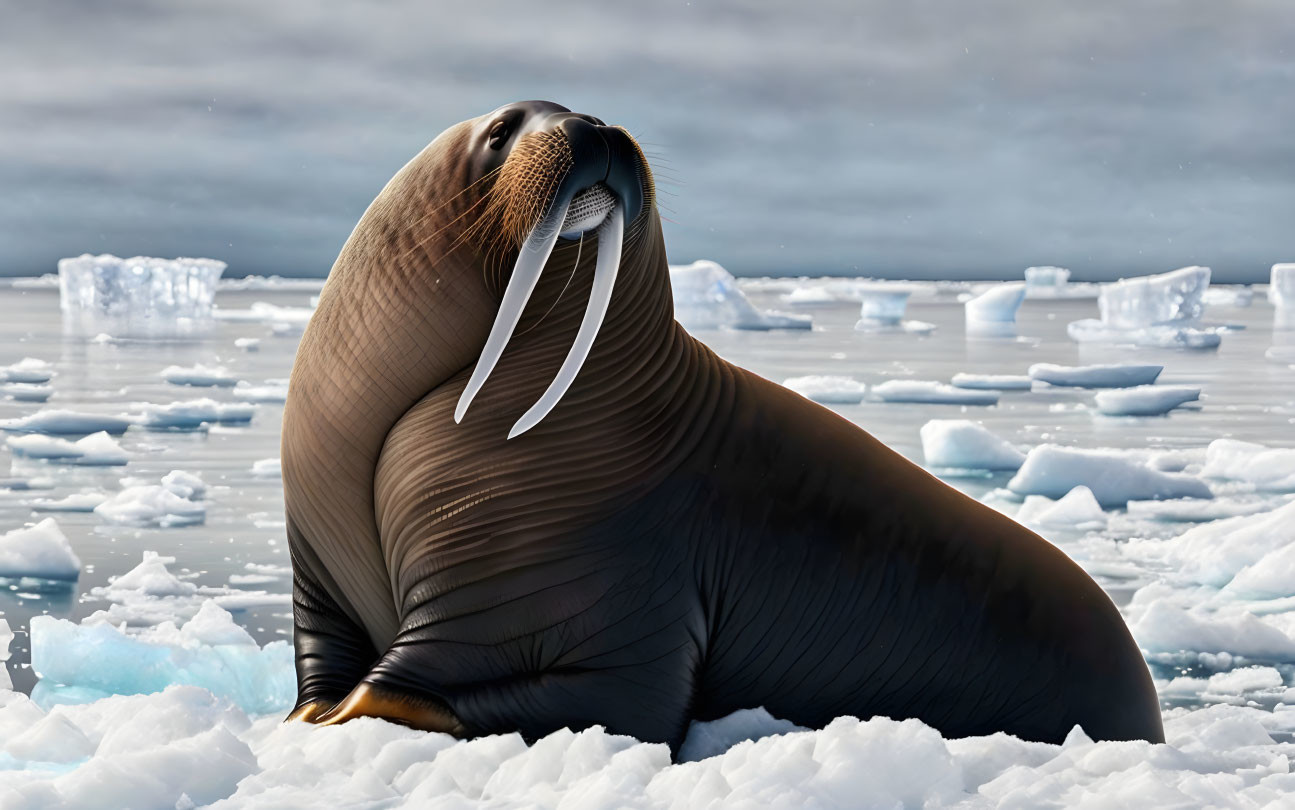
top-left (281, 100), bottom-right (1164, 749)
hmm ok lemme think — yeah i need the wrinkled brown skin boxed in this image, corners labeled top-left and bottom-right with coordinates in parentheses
top-left (282, 101), bottom-right (1164, 752)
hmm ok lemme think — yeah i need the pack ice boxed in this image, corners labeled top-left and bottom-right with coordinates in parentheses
top-left (668, 261), bottom-right (811, 331)
top-left (58, 254), bottom-right (227, 338)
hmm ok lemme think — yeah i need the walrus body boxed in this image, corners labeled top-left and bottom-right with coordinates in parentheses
top-left (282, 101), bottom-right (1164, 749)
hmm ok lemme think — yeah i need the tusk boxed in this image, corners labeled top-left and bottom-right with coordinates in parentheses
top-left (508, 202), bottom-right (623, 439)
top-left (454, 196), bottom-right (571, 424)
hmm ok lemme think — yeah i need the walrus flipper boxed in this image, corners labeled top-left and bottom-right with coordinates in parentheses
top-left (287, 520), bottom-right (380, 721)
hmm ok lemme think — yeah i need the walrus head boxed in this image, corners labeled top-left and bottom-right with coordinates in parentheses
top-left (451, 100), bottom-right (654, 438)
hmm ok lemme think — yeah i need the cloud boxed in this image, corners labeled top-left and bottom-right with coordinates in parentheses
top-left (1, 0), bottom-right (1291, 281)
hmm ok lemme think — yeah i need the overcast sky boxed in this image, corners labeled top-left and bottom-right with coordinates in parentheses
top-left (2, 1), bottom-right (1292, 280)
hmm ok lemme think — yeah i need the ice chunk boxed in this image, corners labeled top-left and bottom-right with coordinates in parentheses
top-left (1200, 439), bottom-right (1295, 492)
top-left (1099, 266), bottom-right (1211, 328)
top-left (920, 420), bottom-right (1024, 471)
top-left (1, 382), bottom-right (54, 402)
top-left (873, 380), bottom-right (998, 405)
top-left (1008, 444), bottom-right (1212, 507)
top-left (134, 398), bottom-right (256, 429)
top-left (251, 457), bottom-right (281, 477)
top-left (1066, 319), bottom-right (1223, 349)
top-left (1028, 362), bottom-right (1162, 388)
top-left (0, 618), bottom-right (11, 689)
top-left (58, 253), bottom-right (227, 338)
top-left (1128, 596), bottom-right (1295, 660)
top-left (0, 357), bottom-right (55, 384)
top-left (0, 518), bottom-right (81, 581)
top-left (1024, 266), bottom-right (1070, 288)
top-left (105, 551), bottom-right (199, 597)
top-left (668, 261), bottom-right (812, 331)
top-left (1015, 486), bottom-right (1107, 530)
top-left (857, 283), bottom-right (913, 323)
top-left (233, 379), bottom-right (289, 403)
top-left (30, 602), bottom-right (294, 714)
top-left (1093, 385), bottom-right (1201, 416)
top-left (781, 286), bottom-right (838, 306)
top-left (1270, 263), bottom-right (1295, 308)
top-left (950, 373), bottom-right (1032, 390)
top-left (0, 408), bottom-right (134, 435)
top-left (964, 282), bottom-right (1026, 324)
top-left (782, 376), bottom-right (867, 404)
top-left (161, 364), bottom-right (240, 387)
top-left (234, 337), bottom-right (261, 352)
top-left (6, 430), bottom-right (129, 466)
top-left (94, 471), bottom-right (207, 527)
top-left (31, 491), bottom-right (110, 512)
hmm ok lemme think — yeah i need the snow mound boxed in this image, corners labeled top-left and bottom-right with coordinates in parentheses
top-left (93, 471), bottom-right (207, 527)
top-left (1015, 486), bottom-right (1107, 531)
top-left (161, 364), bottom-right (240, 387)
top-left (0, 518), bottom-right (81, 581)
top-left (6, 431), bottom-right (129, 466)
top-left (1008, 445), bottom-right (1212, 507)
top-left (58, 254), bottom-right (227, 338)
top-left (950, 373), bottom-right (1031, 390)
top-left (1, 383), bottom-right (54, 402)
top-left (1200, 439), bottom-right (1295, 492)
top-left (232, 379), bottom-right (289, 403)
top-left (0, 358), bottom-right (55, 384)
top-left (873, 381), bottom-right (999, 406)
top-left (1270, 263), bottom-right (1294, 309)
top-left (1029, 362), bottom-right (1162, 388)
top-left (0, 409), bottom-right (133, 436)
top-left (920, 420), bottom-right (1024, 471)
top-left (668, 261), bottom-right (811, 331)
top-left (134, 398), bottom-right (256, 429)
top-left (964, 282), bottom-right (1026, 324)
top-left (1093, 386), bottom-right (1201, 416)
top-left (782, 376), bottom-right (867, 404)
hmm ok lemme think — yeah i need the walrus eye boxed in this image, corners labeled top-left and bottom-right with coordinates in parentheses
top-left (487, 119), bottom-right (513, 150)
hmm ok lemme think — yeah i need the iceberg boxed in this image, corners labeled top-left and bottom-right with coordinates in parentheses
top-left (1014, 486), bottom-right (1107, 531)
top-left (853, 283), bottom-right (935, 333)
top-left (0, 518), bottom-right (81, 581)
top-left (872, 380), bottom-right (999, 405)
top-left (782, 375), bottom-right (867, 404)
top-left (134, 398), bottom-right (256, 429)
top-left (919, 420), bottom-right (1024, 471)
top-left (1007, 444), bottom-right (1212, 507)
top-left (668, 261), bottom-right (811, 331)
top-left (58, 254), bottom-right (227, 338)
top-left (161, 364), bottom-right (240, 387)
top-left (1024, 266), bottom-right (1070, 288)
top-left (963, 282), bottom-right (1026, 329)
top-left (950, 372), bottom-right (1032, 390)
top-left (1069, 266), bottom-right (1222, 348)
top-left (6, 431), bottom-right (129, 465)
top-left (1093, 385), bottom-right (1201, 416)
top-left (0, 409), bottom-right (134, 435)
top-left (0, 357), bottom-right (55, 384)
top-left (1028, 362), bottom-right (1162, 388)
top-left (1270, 263), bottom-right (1294, 309)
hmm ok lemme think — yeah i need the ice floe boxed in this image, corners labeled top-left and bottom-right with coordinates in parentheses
top-left (232, 379), bottom-right (289, 403)
top-left (1008, 445), bottom-right (1212, 507)
top-left (1200, 439), bottom-right (1295, 492)
top-left (1028, 362), bottom-right (1163, 388)
top-left (920, 420), bottom-right (1024, 471)
top-left (1093, 385), bottom-right (1201, 416)
top-left (30, 491), bottom-right (110, 513)
top-left (251, 458), bottom-right (281, 478)
top-left (949, 372), bottom-right (1032, 390)
top-left (161, 364), bottom-right (240, 387)
top-left (0, 358), bottom-right (55, 384)
top-left (133, 398), bottom-right (256, 429)
top-left (0, 409), bottom-right (134, 436)
top-left (93, 471), bottom-right (207, 527)
top-left (0, 518), bottom-right (81, 581)
top-left (6, 431), bottom-right (129, 466)
top-left (873, 380), bottom-right (999, 405)
top-left (58, 254), bottom-right (227, 338)
top-left (669, 261), bottom-right (812, 331)
top-left (782, 376), bottom-right (867, 404)
top-left (1, 383), bottom-right (54, 403)
top-left (234, 337), bottom-right (261, 352)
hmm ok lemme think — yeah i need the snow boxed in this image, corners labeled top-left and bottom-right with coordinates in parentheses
top-left (872, 380), bottom-right (999, 405)
top-left (232, 379), bottom-right (289, 403)
top-left (251, 458), bottom-right (282, 478)
top-left (1200, 439), bottom-right (1295, 492)
top-left (1014, 486), bottom-right (1107, 531)
top-left (963, 282), bottom-right (1026, 324)
top-left (93, 471), bottom-right (207, 527)
top-left (782, 376), bottom-right (867, 404)
top-left (134, 398), bottom-right (256, 429)
top-left (161, 364), bottom-right (240, 387)
top-left (1093, 385), bottom-right (1201, 416)
top-left (1007, 445), bottom-right (1212, 507)
top-left (0, 518), bottom-right (81, 581)
top-left (668, 261), bottom-right (812, 331)
top-left (58, 254), bottom-right (227, 338)
top-left (0, 409), bottom-right (134, 436)
top-left (920, 420), bottom-right (1025, 471)
top-left (1270, 263), bottom-right (1295, 309)
top-left (1028, 362), bottom-right (1163, 388)
top-left (949, 373), bottom-right (1032, 390)
top-left (1, 383), bottom-right (54, 402)
top-left (0, 358), bottom-right (55, 384)
top-left (6, 431), bottom-right (129, 466)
